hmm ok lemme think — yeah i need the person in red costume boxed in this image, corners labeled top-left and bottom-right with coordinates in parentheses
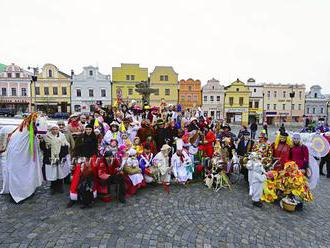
top-left (290, 133), bottom-right (309, 171)
top-left (96, 151), bottom-right (126, 203)
top-left (137, 119), bottom-right (155, 144)
top-left (199, 126), bottom-right (216, 158)
top-left (271, 132), bottom-right (291, 171)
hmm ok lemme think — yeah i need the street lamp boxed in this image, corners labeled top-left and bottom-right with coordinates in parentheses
top-left (289, 85), bottom-right (295, 122)
top-left (27, 66), bottom-right (39, 112)
top-left (262, 92), bottom-right (265, 124)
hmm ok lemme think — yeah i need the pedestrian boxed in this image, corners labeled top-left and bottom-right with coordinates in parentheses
top-left (250, 121), bottom-right (258, 140)
top-left (39, 124), bottom-right (70, 195)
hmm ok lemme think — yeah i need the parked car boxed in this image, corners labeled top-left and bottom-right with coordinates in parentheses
top-left (0, 108), bottom-right (16, 117)
top-left (48, 112), bottom-right (70, 119)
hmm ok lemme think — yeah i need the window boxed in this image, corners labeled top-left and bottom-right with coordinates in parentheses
top-left (204, 96), bottom-right (207, 102)
top-left (267, 91), bottom-right (270, 98)
top-left (89, 89), bottom-right (94, 97)
top-left (188, 86), bottom-right (192, 91)
top-left (188, 95), bottom-right (191, 102)
top-left (282, 104), bottom-right (285, 110)
top-left (101, 89), bottom-right (106, 97)
top-left (62, 87), bottom-right (67, 95)
top-left (53, 87), bottom-right (58, 95)
top-left (11, 88), bottom-right (17, 96)
top-left (44, 87), bottom-right (49, 95)
top-left (292, 104), bottom-right (295, 110)
top-left (128, 88), bottom-right (133, 95)
top-left (7, 73), bottom-right (12, 78)
top-left (254, 88), bottom-right (256, 93)
top-left (89, 70), bottom-right (93, 76)
top-left (76, 89), bottom-right (81, 97)
top-left (154, 89), bottom-right (159, 95)
top-left (193, 95), bottom-right (197, 101)
top-left (1, 88), bottom-right (6, 96)
top-left (212, 86), bottom-right (215, 90)
top-left (307, 107), bottom-right (309, 114)
top-left (274, 104), bottom-right (277, 110)
top-left (164, 75), bottom-right (168, 81)
top-left (274, 91), bottom-right (277, 98)
top-left (74, 105), bottom-right (81, 112)
top-left (249, 101), bottom-right (253, 108)
top-left (239, 97), bottom-right (244, 106)
top-left (21, 88), bottom-right (27, 96)
top-left (35, 87), bottom-right (40, 95)
top-left (181, 96), bottom-right (185, 101)
top-left (314, 93), bottom-right (317, 98)
top-left (126, 75), bottom-right (130, 80)
top-left (165, 89), bottom-right (170, 95)
top-left (255, 101), bottom-right (259, 108)
top-left (48, 70), bottom-right (52, 77)
top-left (217, 96), bottom-right (220, 102)
top-left (299, 91), bottom-right (302, 99)
top-left (298, 104), bottom-right (301, 110)
top-left (210, 96), bottom-right (214, 102)
top-left (160, 75), bottom-right (164, 81)
top-left (283, 91), bottom-right (286, 98)
top-left (267, 104), bottom-right (270, 110)
top-left (321, 108), bottom-right (324, 114)
top-left (131, 75), bottom-right (135, 80)
top-left (312, 108), bottom-right (315, 114)
top-left (229, 97), bottom-right (234, 106)
top-left (15, 73), bottom-right (20, 78)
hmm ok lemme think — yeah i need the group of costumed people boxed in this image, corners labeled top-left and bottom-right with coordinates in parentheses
top-left (0, 101), bottom-right (328, 211)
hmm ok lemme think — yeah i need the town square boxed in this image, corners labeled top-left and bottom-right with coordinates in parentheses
top-left (1, 0), bottom-right (330, 247)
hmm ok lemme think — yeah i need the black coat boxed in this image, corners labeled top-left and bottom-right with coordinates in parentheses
top-left (236, 140), bottom-right (254, 157)
top-left (73, 133), bottom-right (98, 158)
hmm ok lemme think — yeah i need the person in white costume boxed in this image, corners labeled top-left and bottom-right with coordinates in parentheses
top-left (152, 144), bottom-right (172, 185)
top-left (171, 139), bottom-right (193, 184)
top-left (247, 152), bottom-right (267, 208)
top-left (1, 114), bottom-right (46, 203)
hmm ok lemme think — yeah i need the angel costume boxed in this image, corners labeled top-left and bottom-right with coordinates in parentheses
top-left (171, 150), bottom-right (193, 183)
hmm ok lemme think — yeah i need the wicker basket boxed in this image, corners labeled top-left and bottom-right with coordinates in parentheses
top-left (280, 198), bottom-right (297, 212)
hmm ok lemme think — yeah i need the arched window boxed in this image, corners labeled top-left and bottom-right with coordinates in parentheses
top-left (48, 69), bottom-right (52, 77)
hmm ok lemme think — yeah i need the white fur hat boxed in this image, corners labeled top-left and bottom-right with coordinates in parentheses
top-left (128, 148), bottom-right (137, 156)
top-left (176, 139), bottom-right (183, 150)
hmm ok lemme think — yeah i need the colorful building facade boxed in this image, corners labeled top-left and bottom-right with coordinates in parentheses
top-left (0, 63), bottom-right (32, 114)
top-left (263, 83), bottom-right (305, 125)
top-left (31, 63), bottom-right (71, 113)
top-left (178, 78), bottom-right (202, 111)
top-left (202, 78), bottom-right (224, 119)
top-left (112, 63), bottom-right (148, 105)
top-left (72, 66), bottom-right (111, 113)
top-left (149, 66), bottom-right (178, 106)
top-left (224, 79), bottom-right (250, 126)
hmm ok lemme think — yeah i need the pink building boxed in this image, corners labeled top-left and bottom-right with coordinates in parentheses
top-left (0, 63), bottom-right (32, 114)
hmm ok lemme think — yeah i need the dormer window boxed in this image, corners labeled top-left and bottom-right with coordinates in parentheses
top-left (314, 93), bottom-right (317, 98)
top-left (89, 70), bottom-right (93, 76)
top-left (48, 70), bottom-right (52, 77)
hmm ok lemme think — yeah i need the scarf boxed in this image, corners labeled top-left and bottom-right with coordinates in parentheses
top-left (45, 132), bottom-right (69, 165)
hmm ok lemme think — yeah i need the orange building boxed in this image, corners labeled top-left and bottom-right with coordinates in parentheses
top-left (178, 78), bottom-right (202, 111)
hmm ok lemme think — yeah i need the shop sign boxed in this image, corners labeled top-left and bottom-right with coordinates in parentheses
top-left (0, 99), bottom-right (30, 103)
top-left (225, 108), bottom-right (248, 113)
top-left (266, 111), bottom-right (277, 115)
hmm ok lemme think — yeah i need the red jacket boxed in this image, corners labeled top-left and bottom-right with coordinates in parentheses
top-left (272, 143), bottom-right (290, 170)
top-left (96, 157), bottom-right (121, 195)
top-left (290, 145), bottom-right (309, 170)
top-left (199, 130), bottom-right (216, 158)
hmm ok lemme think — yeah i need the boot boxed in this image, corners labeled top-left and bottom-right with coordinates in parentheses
top-left (253, 201), bottom-right (263, 208)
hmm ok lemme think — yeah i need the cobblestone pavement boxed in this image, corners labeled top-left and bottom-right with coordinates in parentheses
top-left (1, 171), bottom-right (330, 248)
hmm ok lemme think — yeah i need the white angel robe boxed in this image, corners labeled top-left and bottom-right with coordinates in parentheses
top-left (4, 129), bottom-right (43, 203)
top-left (250, 165), bottom-right (266, 202)
top-left (153, 152), bottom-right (171, 183)
top-left (171, 151), bottom-right (193, 183)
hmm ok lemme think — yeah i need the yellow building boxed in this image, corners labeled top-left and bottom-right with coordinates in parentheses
top-left (112, 63), bottom-right (148, 104)
top-left (224, 79), bottom-right (250, 126)
top-left (31, 63), bottom-right (71, 113)
top-left (149, 66), bottom-right (178, 106)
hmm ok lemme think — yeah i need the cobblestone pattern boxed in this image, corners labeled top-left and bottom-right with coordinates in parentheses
top-left (0, 172), bottom-right (330, 248)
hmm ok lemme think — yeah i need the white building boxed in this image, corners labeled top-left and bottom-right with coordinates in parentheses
top-left (305, 85), bottom-right (329, 122)
top-left (72, 66), bottom-right (111, 113)
top-left (246, 78), bottom-right (264, 124)
top-left (202, 78), bottom-right (224, 119)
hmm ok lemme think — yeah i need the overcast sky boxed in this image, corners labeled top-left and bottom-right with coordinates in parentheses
top-left (1, 0), bottom-right (329, 91)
